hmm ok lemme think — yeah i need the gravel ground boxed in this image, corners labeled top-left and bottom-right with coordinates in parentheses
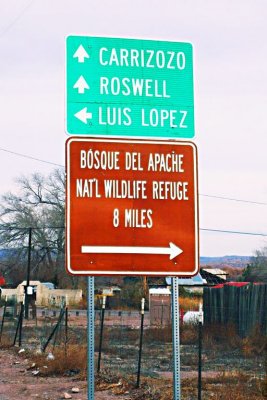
top-left (0, 349), bottom-right (130, 400)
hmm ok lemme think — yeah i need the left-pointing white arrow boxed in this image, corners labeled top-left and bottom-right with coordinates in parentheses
top-left (73, 76), bottom-right (89, 94)
top-left (74, 107), bottom-right (92, 124)
top-left (73, 45), bottom-right (89, 63)
top-left (81, 242), bottom-right (183, 260)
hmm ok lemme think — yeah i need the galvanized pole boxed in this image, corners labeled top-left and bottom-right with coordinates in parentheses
top-left (171, 277), bottom-right (181, 400)
top-left (87, 277), bottom-right (95, 400)
top-left (198, 303), bottom-right (203, 400)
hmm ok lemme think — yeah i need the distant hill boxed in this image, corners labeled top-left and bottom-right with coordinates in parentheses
top-left (0, 249), bottom-right (251, 271)
top-left (200, 255), bottom-right (250, 268)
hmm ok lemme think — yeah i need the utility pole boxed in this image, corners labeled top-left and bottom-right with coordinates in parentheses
top-left (24, 227), bottom-right (32, 319)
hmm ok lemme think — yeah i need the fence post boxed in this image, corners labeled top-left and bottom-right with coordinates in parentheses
top-left (13, 302), bottom-right (23, 347)
top-left (18, 303), bottom-right (24, 347)
top-left (0, 301), bottom-right (7, 344)
top-left (65, 307), bottom-right (68, 356)
top-left (136, 297), bottom-right (145, 388)
top-left (97, 295), bottom-right (106, 373)
top-left (42, 308), bottom-right (65, 352)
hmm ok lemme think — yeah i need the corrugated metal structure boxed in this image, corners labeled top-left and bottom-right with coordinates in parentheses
top-left (200, 268), bottom-right (227, 285)
top-left (203, 282), bottom-right (267, 337)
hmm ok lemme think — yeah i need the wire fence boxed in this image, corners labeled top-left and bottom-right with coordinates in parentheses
top-left (0, 298), bottom-right (266, 393)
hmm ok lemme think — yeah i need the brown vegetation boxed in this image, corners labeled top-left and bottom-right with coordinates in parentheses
top-left (12, 345), bottom-right (267, 400)
top-left (221, 265), bottom-right (245, 281)
top-left (30, 345), bottom-right (87, 378)
top-left (179, 295), bottom-right (200, 311)
top-left (0, 333), bottom-right (13, 348)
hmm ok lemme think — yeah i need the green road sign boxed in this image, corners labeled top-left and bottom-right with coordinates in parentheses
top-left (66, 36), bottom-right (194, 138)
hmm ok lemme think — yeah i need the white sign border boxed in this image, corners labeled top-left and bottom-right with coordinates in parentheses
top-left (65, 35), bottom-right (195, 140)
top-left (66, 137), bottom-right (199, 276)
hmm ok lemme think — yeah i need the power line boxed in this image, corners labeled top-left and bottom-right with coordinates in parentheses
top-left (0, 0), bottom-right (35, 38)
top-left (0, 147), bottom-right (64, 168)
top-left (200, 228), bottom-right (267, 237)
top-left (0, 226), bottom-right (266, 237)
top-left (0, 226), bottom-right (64, 231)
top-left (200, 194), bottom-right (267, 206)
top-left (0, 146), bottom-right (266, 206)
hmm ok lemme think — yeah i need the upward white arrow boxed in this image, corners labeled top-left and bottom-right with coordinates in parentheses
top-left (73, 76), bottom-right (90, 94)
top-left (73, 45), bottom-right (89, 63)
top-left (81, 242), bottom-right (183, 260)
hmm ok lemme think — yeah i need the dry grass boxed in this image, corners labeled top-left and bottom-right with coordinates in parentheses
top-left (144, 325), bottom-right (172, 343)
top-left (202, 323), bottom-right (267, 358)
top-left (242, 327), bottom-right (267, 357)
top-left (105, 326), bottom-right (139, 342)
top-left (0, 333), bottom-right (13, 348)
top-left (180, 324), bottom-right (198, 344)
top-left (94, 371), bottom-right (266, 399)
top-left (8, 344), bottom-right (266, 400)
top-left (179, 296), bottom-right (200, 311)
top-left (203, 323), bottom-right (242, 350)
top-left (200, 371), bottom-right (267, 399)
top-left (31, 345), bottom-right (87, 378)
top-left (96, 371), bottom-right (172, 400)
top-left (180, 372), bottom-right (266, 400)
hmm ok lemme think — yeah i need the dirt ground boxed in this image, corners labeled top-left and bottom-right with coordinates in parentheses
top-left (0, 315), bottom-right (266, 400)
top-left (0, 349), bottom-right (130, 400)
top-left (0, 347), bottom-right (228, 400)
top-left (0, 347), bottom-right (266, 400)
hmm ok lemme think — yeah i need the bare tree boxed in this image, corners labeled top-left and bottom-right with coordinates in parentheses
top-left (0, 169), bottom-right (65, 285)
top-left (243, 246), bottom-right (267, 283)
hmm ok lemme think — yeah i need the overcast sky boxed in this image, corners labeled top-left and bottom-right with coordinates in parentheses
top-left (0, 0), bottom-right (267, 256)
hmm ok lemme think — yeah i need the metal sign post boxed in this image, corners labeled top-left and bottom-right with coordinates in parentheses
top-left (87, 277), bottom-right (95, 400)
top-left (198, 303), bottom-right (204, 400)
top-left (65, 34), bottom-right (199, 400)
top-left (171, 277), bottom-right (181, 400)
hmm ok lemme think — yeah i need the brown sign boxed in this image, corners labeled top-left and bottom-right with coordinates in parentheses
top-left (66, 138), bottom-right (199, 276)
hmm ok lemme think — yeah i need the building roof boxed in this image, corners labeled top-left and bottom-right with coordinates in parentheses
top-left (149, 288), bottom-right (171, 295)
top-left (166, 273), bottom-right (206, 286)
top-left (42, 282), bottom-right (55, 290)
top-left (202, 268), bottom-right (228, 278)
top-left (200, 269), bottom-right (227, 285)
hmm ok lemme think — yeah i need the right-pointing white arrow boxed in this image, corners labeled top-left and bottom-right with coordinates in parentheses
top-left (81, 242), bottom-right (183, 260)
top-left (73, 45), bottom-right (89, 63)
top-left (73, 76), bottom-right (90, 94)
top-left (74, 107), bottom-right (92, 124)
